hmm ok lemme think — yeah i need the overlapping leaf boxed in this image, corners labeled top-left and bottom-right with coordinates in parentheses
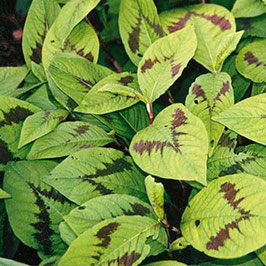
top-left (137, 26), bottom-right (197, 104)
top-left (3, 160), bottom-right (76, 257)
top-left (48, 53), bottom-right (113, 104)
top-left (22, 0), bottom-right (60, 68)
top-left (75, 72), bottom-right (141, 114)
top-left (213, 93), bottom-right (266, 145)
top-left (18, 109), bottom-right (68, 148)
top-left (232, 0), bottom-right (266, 18)
top-left (236, 40), bottom-right (266, 83)
top-left (130, 103), bottom-right (208, 185)
top-left (0, 189), bottom-right (10, 199)
top-left (160, 4), bottom-right (237, 72)
top-left (185, 72), bottom-right (234, 156)
top-left (119, 0), bottom-right (163, 66)
top-left (0, 96), bottom-right (41, 170)
top-left (59, 216), bottom-right (168, 266)
top-left (27, 121), bottom-right (114, 160)
top-left (145, 261), bottom-right (187, 266)
top-left (44, 147), bottom-right (148, 204)
top-left (181, 173), bottom-right (266, 258)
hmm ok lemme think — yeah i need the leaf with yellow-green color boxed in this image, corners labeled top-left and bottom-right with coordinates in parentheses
top-left (232, 0), bottom-right (266, 18)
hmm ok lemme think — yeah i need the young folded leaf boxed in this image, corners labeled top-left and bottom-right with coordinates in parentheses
top-left (145, 176), bottom-right (165, 221)
top-left (181, 173), bottom-right (266, 258)
top-left (232, 0), bottom-right (266, 18)
top-left (130, 103), bottom-right (208, 185)
top-left (119, 0), bottom-right (163, 66)
top-left (18, 109), bottom-right (68, 148)
top-left (236, 40), bottom-right (266, 83)
top-left (138, 25), bottom-right (197, 104)
top-left (160, 4), bottom-right (236, 72)
top-left (59, 216), bottom-right (168, 266)
top-left (213, 93), bottom-right (266, 145)
top-left (22, 0), bottom-right (60, 68)
top-left (185, 72), bottom-right (234, 156)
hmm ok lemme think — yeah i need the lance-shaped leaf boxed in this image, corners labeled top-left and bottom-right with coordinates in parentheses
top-left (0, 258), bottom-right (29, 266)
top-left (222, 56), bottom-right (251, 102)
top-left (0, 189), bottom-right (10, 199)
top-left (185, 72), bottom-right (234, 156)
top-left (137, 25), bottom-right (197, 104)
top-left (31, 62), bottom-right (46, 82)
top-left (0, 96), bottom-right (41, 170)
top-left (48, 53), bottom-right (113, 104)
top-left (181, 173), bottom-right (266, 258)
top-left (42, 0), bottom-right (100, 69)
top-left (213, 94), bottom-right (266, 145)
top-left (44, 147), bottom-right (148, 204)
top-left (232, 0), bottom-right (266, 18)
top-left (145, 176), bottom-right (164, 221)
top-left (119, 0), bottom-right (163, 66)
top-left (0, 66), bottom-right (29, 96)
top-left (27, 121), bottom-right (114, 160)
top-left (61, 194), bottom-right (156, 241)
top-left (3, 160), bottom-right (76, 257)
top-left (160, 4), bottom-right (236, 72)
top-left (58, 216), bottom-right (168, 266)
top-left (145, 261), bottom-right (187, 266)
top-left (236, 40), bottom-right (266, 83)
top-left (18, 109), bottom-right (68, 148)
top-left (22, 0), bottom-right (60, 68)
top-left (75, 72), bottom-right (142, 114)
top-left (130, 103), bottom-right (208, 185)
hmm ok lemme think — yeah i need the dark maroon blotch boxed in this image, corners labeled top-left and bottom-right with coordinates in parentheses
top-left (118, 76), bottom-right (134, 86)
top-left (141, 58), bottom-right (160, 73)
top-left (95, 222), bottom-right (120, 248)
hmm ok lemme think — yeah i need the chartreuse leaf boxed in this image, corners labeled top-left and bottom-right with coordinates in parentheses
top-left (59, 222), bottom-right (76, 246)
top-left (0, 66), bottom-right (29, 96)
top-left (185, 72), bottom-right (234, 156)
top-left (0, 189), bottom-right (10, 199)
top-left (160, 4), bottom-right (236, 72)
top-left (236, 40), bottom-right (266, 83)
top-left (59, 216), bottom-right (168, 266)
top-left (130, 104), bottom-right (208, 185)
top-left (22, 0), bottom-right (60, 68)
top-left (31, 62), bottom-right (46, 82)
top-left (75, 72), bottom-right (141, 114)
top-left (169, 237), bottom-right (189, 251)
top-left (181, 173), bottom-right (266, 258)
top-left (138, 26), bottom-right (197, 104)
top-left (0, 96), bottom-right (41, 171)
top-left (119, 0), bottom-right (163, 66)
top-left (18, 109), bottom-right (68, 148)
top-left (48, 53), bottom-right (113, 104)
top-left (45, 147), bottom-right (148, 205)
top-left (27, 121), bottom-right (114, 160)
top-left (145, 176), bottom-right (164, 221)
top-left (232, 0), bottom-right (266, 18)
top-left (257, 246), bottom-right (266, 265)
top-left (0, 258), bottom-right (28, 266)
top-left (3, 161), bottom-right (76, 257)
top-left (42, 0), bottom-right (100, 69)
top-left (145, 261), bottom-right (187, 266)
top-left (61, 194), bottom-right (156, 242)
top-left (213, 93), bottom-right (266, 145)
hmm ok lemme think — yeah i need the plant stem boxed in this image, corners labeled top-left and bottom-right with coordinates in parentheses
top-left (167, 90), bottom-right (175, 104)
top-left (146, 103), bottom-right (154, 124)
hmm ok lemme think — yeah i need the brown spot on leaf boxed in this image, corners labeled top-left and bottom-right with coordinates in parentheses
top-left (118, 76), bottom-right (134, 86)
top-left (107, 251), bottom-right (141, 266)
top-left (261, 115), bottom-right (266, 119)
top-left (128, 12), bottom-right (142, 53)
top-left (95, 222), bottom-right (120, 248)
top-left (123, 203), bottom-right (151, 216)
top-left (133, 140), bottom-right (171, 155)
top-left (74, 125), bottom-right (89, 135)
top-left (0, 140), bottom-right (14, 165)
top-left (217, 133), bottom-right (235, 149)
top-left (168, 13), bottom-right (192, 32)
top-left (140, 9), bottom-right (163, 37)
top-left (215, 81), bottom-right (230, 101)
top-left (192, 84), bottom-right (207, 99)
top-left (141, 58), bottom-right (160, 73)
top-left (30, 30), bottom-right (47, 64)
top-left (244, 51), bottom-right (263, 67)
top-left (171, 64), bottom-right (181, 77)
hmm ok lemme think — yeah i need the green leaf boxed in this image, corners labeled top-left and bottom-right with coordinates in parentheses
top-left (31, 62), bottom-right (46, 82)
top-left (59, 216), bottom-right (168, 266)
top-left (181, 173), bottom-right (266, 258)
top-left (0, 96), bottom-right (41, 170)
top-left (0, 66), bottom-right (29, 96)
top-left (236, 40), bottom-right (266, 83)
top-left (160, 4), bottom-right (236, 72)
top-left (145, 261), bottom-right (187, 266)
top-left (138, 25), bottom-right (197, 104)
top-left (232, 0), bottom-right (266, 18)
top-left (62, 194), bottom-right (156, 241)
top-left (27, 121), bottom-right (114, 160)
top-left (0, 189), bottom-right (10, 199)
top-left (0, 258), bottom-right (29, 266)
top-left (75, 72), bottom-right (141, 114)
top-left (45, 147), bottom-right (148, 204)
top-left (145, 176), bottom-right (165, 221)
top-left (130, 103), bottom-right (208, 185)
top-left (42, 0), bottom-right (100, 69)
top-left (119, 0), bottom-right (164, 66)
top-left (18, 109), bottom-right (68, 148)
top-left (48, 53), bottom-right (113, 104)
top-left (59, 222), bottom-right (77, 246)
top-left (3, 160), bottom-right (76, 257)
top-left (257, 246), bottom-right (266, 265)
top-left (22, 0), bottom-right (60, 68)
top-left (213, 93), bottom-right (266, 145)
top-left (252, 82), bottom-right (266, 96)
top-left (185, 72), bottom-right (234, 156)
top-left (169, 237), bottom-right (189, 251)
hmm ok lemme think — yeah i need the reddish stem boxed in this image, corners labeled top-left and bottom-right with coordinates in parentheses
top-left (146, 103), bottom-right (154, 124)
